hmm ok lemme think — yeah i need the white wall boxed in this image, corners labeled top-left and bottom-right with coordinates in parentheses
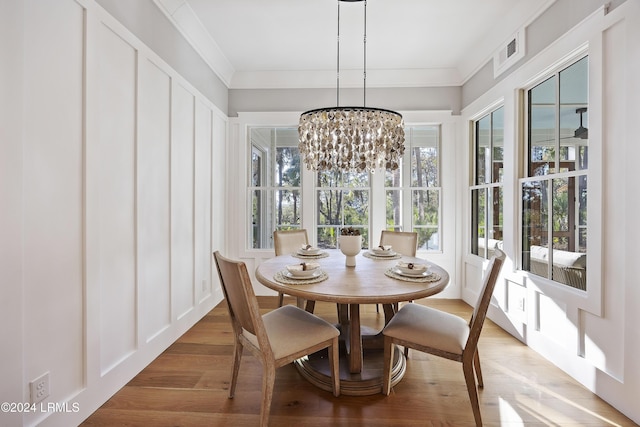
top-left (0, 1), bottom-right (226, 425)
top-left (0, 0), bottom-right (25, 426)
top-left (460, 2), bottom-right (640, 423)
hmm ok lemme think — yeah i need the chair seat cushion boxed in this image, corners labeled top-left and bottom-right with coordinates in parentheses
top-left (383, 303), bottom-right (469, 356)
top-left (244, 305), bottom-right (339, 360)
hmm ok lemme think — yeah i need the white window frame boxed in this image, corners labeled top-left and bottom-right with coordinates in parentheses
top-left (470, 105), bottom-right (505, 260)
top-left (517, 42), bottom-right (602, 317)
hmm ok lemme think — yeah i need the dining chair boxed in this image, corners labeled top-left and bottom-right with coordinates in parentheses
top-left (379, 230), bottom-right (418, 257)
top-left (273, 229), bottom-right (309, 307)
top-left (381, 249), bottom-right (505, 427)
top-left (377, 230), bottom-right (418, 313)
top-left (213, 251), bottom-right (340, 427)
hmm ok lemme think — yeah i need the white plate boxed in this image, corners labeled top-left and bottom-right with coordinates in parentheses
top-left (284, 270), bottom-right (322, 280)
top-left (393, 268), bottom-right (431, 278)
top-left (369, 250), bottom-right (397, 257)
top-left (297, 248), bottom-right (322, 256)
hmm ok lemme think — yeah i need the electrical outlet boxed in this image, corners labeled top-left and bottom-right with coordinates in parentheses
top-left (30, 372), bottom-right (50, 404)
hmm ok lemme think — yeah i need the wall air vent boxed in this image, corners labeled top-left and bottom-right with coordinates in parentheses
top-left (493, 28), bottom-right (525, 78)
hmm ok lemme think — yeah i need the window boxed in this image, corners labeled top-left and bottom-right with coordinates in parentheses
top-left (249, 127), bottom-right (301, 249)
top-left (385, 126), bottom-right (441, 251)
top-left (471, 107), bottom-right (504, 259)
top-left (521, 56), bottom-right (588, 290)
top-left (247, 122), bottom-right (444, 253)
top-left (316, 171), bottom-right (369, 249)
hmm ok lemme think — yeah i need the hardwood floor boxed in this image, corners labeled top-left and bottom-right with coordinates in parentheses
top-left (81, 298), bottom-right (637, 426)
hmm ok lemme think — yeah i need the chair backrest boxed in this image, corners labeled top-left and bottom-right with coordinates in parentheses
top-left (379, 230), bottom-right (418, 257)
top-left (273, 229), bottom-right (309, 256)
top-left (466, 248), bottom-right (505, 352)
top-left (213, 251), bottom-right (264, 339)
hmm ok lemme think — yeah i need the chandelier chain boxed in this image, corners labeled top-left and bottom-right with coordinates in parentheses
top-left (298, 0), bottom-right (405, 173)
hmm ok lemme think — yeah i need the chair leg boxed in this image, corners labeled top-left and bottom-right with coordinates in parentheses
top-left (329, 337), bottom-right (340, 397)
top-left (463, 359), bottom-right (483, 427)
top-left (229, 341), bottom-right (243, 398)
top-left (473, 349), bottom-right (484, 388)
top-left (381, 336), bottom-right (395, 395)
top-left (277, 292), bottom-right (284, 307)
top-left (260, 362), bottom-right (276, 427)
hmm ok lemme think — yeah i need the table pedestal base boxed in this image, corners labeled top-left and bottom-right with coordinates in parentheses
top-left (293, 344), bottom-right (406, 396)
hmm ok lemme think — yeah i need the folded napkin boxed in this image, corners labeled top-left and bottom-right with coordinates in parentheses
top-left (396, 261), bottom-right (428, 274)
top-left (299, 244), bottom-right (321, 254)
top-left (371, 245), bottom-right (393, 254)
top-left (287, 262), bottom-right (320, 273)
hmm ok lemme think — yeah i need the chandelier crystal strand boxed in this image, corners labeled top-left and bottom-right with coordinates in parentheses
top-left (299, 107), bottom-right (404, 172)
top-left (298, 0), bottom-right (405, 173)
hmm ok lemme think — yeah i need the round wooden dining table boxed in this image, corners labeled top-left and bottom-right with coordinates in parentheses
top-left (255, 249), bottom-right (450, 395)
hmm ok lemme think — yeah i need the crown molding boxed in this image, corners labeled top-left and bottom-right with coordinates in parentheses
top-left (153, 0), bottom-right (235, 87)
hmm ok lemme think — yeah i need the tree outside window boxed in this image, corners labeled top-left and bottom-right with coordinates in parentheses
top-left (249, 127), bottom-right (301, 249)
top-left (385, 126), bottom-right (441, 251)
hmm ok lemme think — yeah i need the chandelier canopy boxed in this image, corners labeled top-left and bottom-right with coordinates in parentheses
top-left (298, 0), bottom-right (405, 173)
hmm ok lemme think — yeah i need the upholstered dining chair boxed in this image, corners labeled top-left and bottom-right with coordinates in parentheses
top-left (213, 251), bottom-right (340, 427)
top-left (377, 230), bottom-right (418, 313)
top-left (381, 249), bottom-right (505, 427)
top-left (273, 229), bottom-right (309, 307)
top-left (379, 230), bottom-right (418, 257)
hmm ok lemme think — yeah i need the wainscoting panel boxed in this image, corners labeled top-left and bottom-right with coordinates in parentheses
top-left (195, 99), bottom-right (213, 302)
top-left (170, 82), bottom-right (196, 320)
top-left (96, 20), bottom-right (137, 375)
top-left (137, 57), bottom-right (172, 344)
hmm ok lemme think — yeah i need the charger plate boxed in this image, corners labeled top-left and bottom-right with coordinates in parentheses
top-left (363, 251), bottom-right (402, 260)
top-left (384, 268), bottom-right (441, 283)
top-left (292, 251), bottom-right (330, 260)
top-left (274, 269), bottom-right (329, 285)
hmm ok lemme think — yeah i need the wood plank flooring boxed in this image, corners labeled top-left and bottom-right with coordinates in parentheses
top-left (81, 298), bottom-right (637, 426)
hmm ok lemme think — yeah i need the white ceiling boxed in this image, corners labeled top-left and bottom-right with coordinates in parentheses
top-left (155, 0), bottom-right (555, 89)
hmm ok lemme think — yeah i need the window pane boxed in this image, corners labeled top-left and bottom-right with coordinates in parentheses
top-left (416, 228), bottom-right (439, 251)
top-left (491, 186), bottom-right (504, 241)
top-left (317, 190), bottom-right (341, 225)
top-left (476, 115), bottom-right (490, 185)
top-left (492, 107), bottom-right (504, 183)
top-left (385, 164), bottom-right (402, 187)
top-left (343, 190), bottom-right (369, 227)
top-left (386, 189), bottom-right (402, 229)
top-left (471, 188), bottom-right (485, 257)
top-left (529, 77), bottom-right (556, 176)
top-left (251, 189), bottom-right (265, 249)
top-left (412, 189), bottom-right (439, 226)
top-left (411, 127), bottom-right (439, 187)
top-left (317, 187), bottom-right (369, 248)
top-left (318, 170), bottom-right (369, 187)
top-left (274, 189), bottom-right (300, 228)
top-left (522, 180), bottom-right (549, 277)
top-left (560, 57), bottom-right (589, 171)
top-left (274, 146), bottom-right (300, 186)
top-left (578, 175), bottom-right (588, 252)
top-left (317, 227), bottom-right (338, 249)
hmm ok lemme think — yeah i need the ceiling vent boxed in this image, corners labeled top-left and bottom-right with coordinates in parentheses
top-left (493, 29), bottom-right (525, 78)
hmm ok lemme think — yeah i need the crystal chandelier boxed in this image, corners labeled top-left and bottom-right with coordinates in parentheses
top-left (298, 0), bottom-right (405, 173)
